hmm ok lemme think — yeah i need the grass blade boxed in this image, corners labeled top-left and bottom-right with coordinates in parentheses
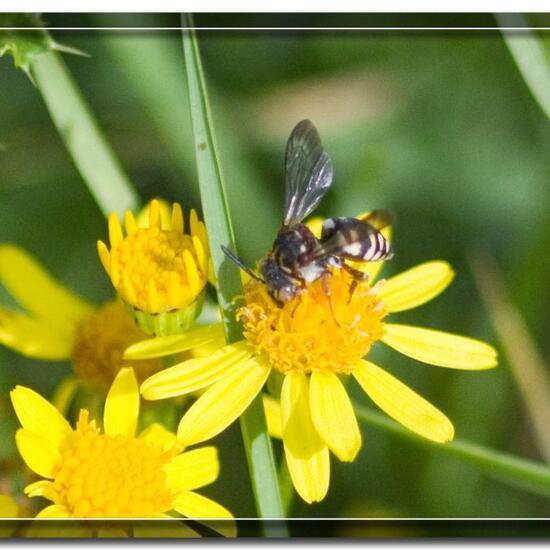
top-left (181, 13), bottom-right (286, 527)
top-left (355, 404), bottom-right (550, 500)
top-left (496, 13), bottom-right (550, 121)
top-left (30, 51), bottom-right (139, 216)
top-left (471, 254), bottom-right (550, 463)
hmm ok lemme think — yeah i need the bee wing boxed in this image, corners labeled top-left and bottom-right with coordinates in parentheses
top-left (283, 120), bottom-right (334, 227)
top-left (316, 217), bottom-right (393, 262)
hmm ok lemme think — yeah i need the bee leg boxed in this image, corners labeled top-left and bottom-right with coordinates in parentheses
top-left (321, 271), bottom-right (342, 327)
top-left (342, 264), bottom-right (369, 303)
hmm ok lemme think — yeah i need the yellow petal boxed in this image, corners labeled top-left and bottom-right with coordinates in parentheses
top-left (309, 371), bottom-right (361, 462)
top-left (171, 203), bottom-right (184, 233)
top-left (10, 385), bottom-right (72, 450)
top-left (281, 373), bottom-right (330, 504)
top-left (382, 324), bottom-right (498, 370)
top-left (262, 394), bottom-right (282, 440)
top-left (124, 323), bottom-right (224, 360)
top-left (0, 307), bottom-right (72, 360)
top-left (165, 447), bottom-right (219, 491)
top-left (137, 199), bottom-right (172, 230)
top-left (108, 212), bottom-right (124, 247)
top-left (0, 244), bottom-right (94, 326)
top-left (104, 367), bottom-right (139, 437)
top-left (141, 341), bottom-right (251, 401)
top-left (177, 356), bottom-right (270, 446)
top-left (15, 429), bottom-right (61, 478)
top-left (172, 492), bottom-right (234, 527)
top-left (379, 261), bottom-right (455, 312)
top-left (0, 495), bottom-right (18, 518)
top-left (354, 360), bottom-right (454, 442)
top-left (24, 480), bottom-right (58, 501)
top-left (138, 423), bottom-right (179, 453)
top-left (36, 504), bottom-right (70, 518)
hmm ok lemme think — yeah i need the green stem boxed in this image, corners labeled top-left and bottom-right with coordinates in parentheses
top-left (181, 13), bottom-right (286, 531)
top-left (30, 51), bottom-right (140, 217)
top-left (355, 404), bottom-right (550, 499)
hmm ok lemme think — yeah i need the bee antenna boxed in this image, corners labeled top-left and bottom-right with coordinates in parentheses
top-left (221, 245), bottom-right (265, 283)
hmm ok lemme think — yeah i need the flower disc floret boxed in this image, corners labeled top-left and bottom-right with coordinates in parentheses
top-left (71, 301), bottom-right (160, 388)
top-left (54, 411), bottom-right (173, 518)
top-left (238, 269), bottom-right (387, 374)
top-left (97, 200), bottom-right (210, 335)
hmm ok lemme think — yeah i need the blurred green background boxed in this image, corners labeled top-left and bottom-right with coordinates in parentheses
top-left (3, 13), bottom-right (550, 531)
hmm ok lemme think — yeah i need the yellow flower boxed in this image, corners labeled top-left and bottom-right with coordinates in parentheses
top-left (97, 199), bottom-right (210, 336)
top-left (0, 244), bottom-right (162, 392)
top-left (10, 367), bottom-right (234, 537)
top-left (132, 220), bottom-right (497, 504)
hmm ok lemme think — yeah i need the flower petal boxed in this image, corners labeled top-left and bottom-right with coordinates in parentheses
top-left (0, 495), bottom-right (18, 518)
top-left (379, 261), bottom-right (455, 312)
top-left (309, 371), bottom-right (361, 462)
top-left (104, 367), bottom-right (140, 437)
top-left (124, 324), bottom-right (225, 360)
top-left (15, 429), bottom-right (61, 478)
top-left (262, 394), bottom-right (282, 440)
top-left (138, 423), bottom-right (179, 453)
top-left (0, 308), bottom-right (72, 360)
top-left (382, 324), bottom-right (498, 370)
top-left (177, 356), bottom-right (270, 446)
top-left (354, 360), bottom-right (454, 443)
top-left (0, 244), bottom-right (94, 326)
top-left (172, 492), bottom-right (234, 534)
top-left (10, 386), bottom-right (72, 450)
top-left (36, 504), bottom-right (70, 518)
top-left (172, 491), bottom-right (233, 518)
top-left (140, 341), bottom-right (251, 401)
top-left (281, 373), bottom-right (330, 504)
top-left (165, 447), bottom-right (219, 491)
top-left (24, 480), bottom-right (58, 501)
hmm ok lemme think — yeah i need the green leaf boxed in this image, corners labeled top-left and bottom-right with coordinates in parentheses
top-left (180, 13), bottom-right (287, 529)
top-left (355, 404), bottom-right (550, 500)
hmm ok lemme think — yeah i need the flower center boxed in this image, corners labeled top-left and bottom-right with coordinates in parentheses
top-left (71, 301), bottom-right (161, 389)
top-left (53, 411), bottom-right (173, 518)
top-left (98, 201), bottom-right (208, 315)
top-left (238, 269), bottom-right (387, 374)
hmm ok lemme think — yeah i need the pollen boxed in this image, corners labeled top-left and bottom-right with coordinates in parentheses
top-left (238, 269), bottom-right (387, 374)
top-left (97, 200), bottom-right (209, 315)
top-left (52, 410), bottom-right (173, 518)
top-left (71, 301), bottom-right (161, 389)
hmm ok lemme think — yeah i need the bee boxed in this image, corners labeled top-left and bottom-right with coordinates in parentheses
top-left (222, 119), bottom-right (393, 305)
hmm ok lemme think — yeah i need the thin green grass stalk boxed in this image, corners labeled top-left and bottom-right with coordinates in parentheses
top-left (30, 51), bottom-right (139, 217)
top-left (496, 13), bottom-right (550, 121)
top-left (180, 14), bottom-right (287, 529)
top-left (471, 254), bottom-right (550, 463)
top-left (355, 404), bottom-right (550, 500)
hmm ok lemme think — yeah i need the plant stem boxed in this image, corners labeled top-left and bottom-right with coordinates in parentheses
top-left (181, 13), bottom-right (286, 532)
top-left (355, 404), bottom-right (550, 499)
top-left (30, 51), bottom-right (139, 217)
